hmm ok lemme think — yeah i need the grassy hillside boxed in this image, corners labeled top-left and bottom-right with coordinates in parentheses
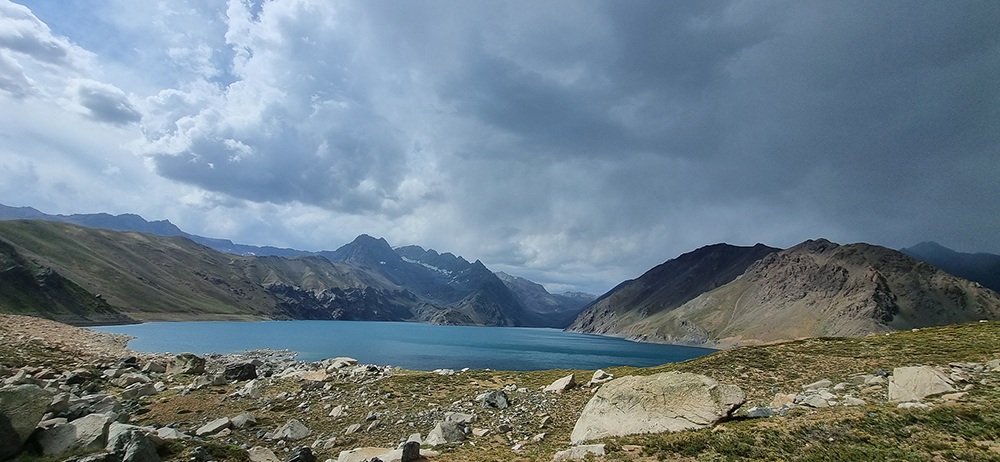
top-left (0, 240), bottom-right (134, 325)
top-left (0, 220), bottom-right (279, 321)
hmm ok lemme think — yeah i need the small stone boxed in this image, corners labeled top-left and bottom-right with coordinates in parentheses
top-left (802, 379), bottom-right (832, 391)
top-left (544, 374), bottom-right (576, 393)
top-left (480, 390), bottom-right (509, 409)
top-left (196, 417), bottom-right (232, 437)
top-left (747, 406), bottom-right (775, 418)
top-left (248, 446), bottom-right (280, 462)
top-left (532, 433), bottom-right (546, 442)
top-left (552, 444), bottom-right (606, 461)
top-left (283, 446), bottom-right (315, 462)
top-left (274, 419), bottom-right (311, 441)
top-left (344, 423), bottom-right (361, 435)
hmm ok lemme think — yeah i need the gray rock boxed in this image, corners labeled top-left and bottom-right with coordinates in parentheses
top-left (224, 362), bottom-right (258, 382)
top-left (283, 446), bottom-right (315, 462)
top-left (802, 379), bottom-right (832, 391)
top-left (168, 353), bottom-right (206, 375)
top-left (232, 412), bottom-right (257, 429)
top-left (588, 370), bottom-right (614, 386)
top-left (120, 383), bottom-right (158, 400)
top-left (141, 362), bottom-right (167, 374)
top-left (841, 396), bottom-right (868, 406)
top-left (544, 374), bottom-right (576, 393)
top-left (0, 384), bottom-right (53, 459)
top-left (195, 417), bottom-right (231, 437)
top-left (747, 406), bottom-right (775, 418)
top-left (36, 412), bottom-right (115, 455)
top-left (401, 441), bottom-right (420, 462)
top-left (61, 451), bottom-right (122, 462)
top-left (480, 390), bottom-right (509, 409)
top-left (344, 423), bottom-right (361, 435)
top-left (424, 421), bottom-right (465, 446)
top-left (248, 446), bottom-right (280, 462)
top-left (155, 427), bottom-right (187, 440)
top-left (107, 423), bottom-right (160, 462)
top-left (112, 373), bottom-right (151, 388)
top-left (799, 395), bottom-right (830, 408)
top-left (888, 366), bottom-right (956, 402)
top-left (235, 379), bottom-right (264, 399)
top-left (444, 412), bottom-right (476, 425)
top-left (569, 372), bottom-right (745, 444)
top-left (274, 419), bottom-right (311, 441)
top-left (189, 374), bottom-right (226, 390)
top-left (49, 392), bottom-right (71, 415)
top-left (552, 444), bottom-right (605, 461)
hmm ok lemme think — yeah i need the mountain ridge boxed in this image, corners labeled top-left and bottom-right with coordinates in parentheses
top-left (573, 238), bottom-right (1000, 348)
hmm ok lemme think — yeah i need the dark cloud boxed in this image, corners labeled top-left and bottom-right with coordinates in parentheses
top-left (74, 80), bottom-right (141, 125)
top-left (9, 0), bottom-right (998, 294)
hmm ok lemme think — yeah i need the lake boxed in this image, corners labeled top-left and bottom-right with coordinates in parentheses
top-left (91, 321), bottom-right (715, 371)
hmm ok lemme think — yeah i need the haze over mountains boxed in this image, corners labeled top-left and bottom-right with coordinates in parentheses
top-left (2, 203), bottom-right (999, 348)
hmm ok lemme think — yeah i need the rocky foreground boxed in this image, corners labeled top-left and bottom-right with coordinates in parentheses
top-left (2, 314), bottom-right (1000, 461)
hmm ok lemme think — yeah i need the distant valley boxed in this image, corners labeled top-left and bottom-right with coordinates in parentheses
top-left (2, 203), bottom-right (1000, 348)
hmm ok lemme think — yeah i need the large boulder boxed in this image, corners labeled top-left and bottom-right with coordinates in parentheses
top-left (107, 423), bottom-right (161, 462)
top-left (36, 412), bottom-right (116, 455)
top-left (168, 353), bottom-right (206, 375)
top-left (423, 421), bottom-right (465, 446)
top-left (0, 384), bottom-right (53, 459)
top-left (224, 362), bottom-right (258, 382)
top-left (569, 372), bottom-right (745, 444)
top-left (888, 366), bottom-right (957, 402)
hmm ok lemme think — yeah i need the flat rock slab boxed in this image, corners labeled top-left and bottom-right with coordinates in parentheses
top-left (570, 371), bottom-right (745, 444)
top-left (888, 366), bottom-right (956, 402)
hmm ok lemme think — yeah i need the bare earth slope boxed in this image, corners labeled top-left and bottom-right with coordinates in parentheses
top-left (566, 243), bottom-right (780, 339)
top-left (629, 239), bottom-right (1000, 347)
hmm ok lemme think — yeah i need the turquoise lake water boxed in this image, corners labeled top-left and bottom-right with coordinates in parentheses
top-left (91, 320), bottom-right (715, 371)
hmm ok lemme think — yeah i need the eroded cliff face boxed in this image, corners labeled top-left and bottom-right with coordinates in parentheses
top-left (568, 239), bottom-right (1000, 348)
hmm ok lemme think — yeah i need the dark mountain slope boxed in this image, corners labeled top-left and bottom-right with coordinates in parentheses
top-left (567, 243), bottom-right (780, 337)
top-left (0, 239), bottom-right (134, 326)
top-left (902, 241), bottom-right (1000, 293)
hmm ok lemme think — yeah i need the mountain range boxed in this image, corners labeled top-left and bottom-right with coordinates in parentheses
top-left (0, 205), bottom-right (594, 328)
top-left (3, 203), bottom-right (999, 348)
top-left (570, 239), bottom-right (1000, 347)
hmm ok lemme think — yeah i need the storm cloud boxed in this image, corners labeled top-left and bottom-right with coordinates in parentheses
top-left (2, 0), bottom-right (999, 294)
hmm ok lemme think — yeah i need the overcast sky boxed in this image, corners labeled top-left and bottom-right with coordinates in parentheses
top-left (1, 0), bottom-right (998, 295)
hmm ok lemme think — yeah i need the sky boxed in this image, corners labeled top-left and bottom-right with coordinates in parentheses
top-left (1, 0), bottom-right (998, 295)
